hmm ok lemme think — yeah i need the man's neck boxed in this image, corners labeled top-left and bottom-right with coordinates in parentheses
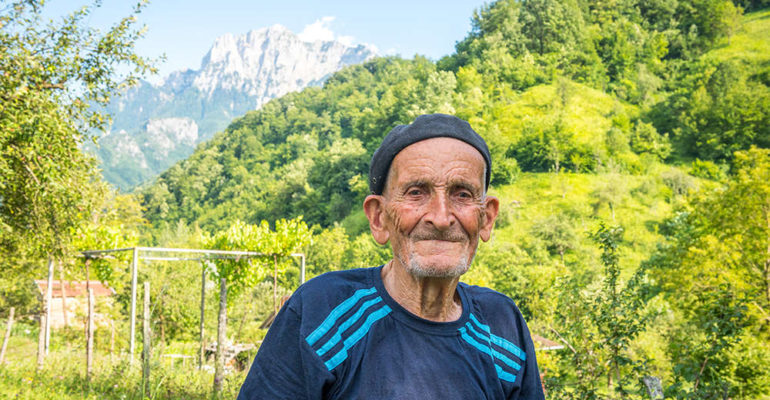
top-left (381, 260), bottom-right (463, 322)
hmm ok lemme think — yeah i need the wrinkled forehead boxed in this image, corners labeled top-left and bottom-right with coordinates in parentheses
top-left (384, 137), bottom-right (486, 192)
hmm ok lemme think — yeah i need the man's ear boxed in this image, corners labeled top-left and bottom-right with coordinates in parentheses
top-left (479, 195), bottom-right (500, 242)
top-left (363, 195), bottom-right (390, 245)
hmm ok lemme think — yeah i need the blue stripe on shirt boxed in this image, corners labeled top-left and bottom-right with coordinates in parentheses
top-left (470, 313), bottom-right (526, 362)
top-left (324, 305), bottom-right (392, 371)
top-left (459, 327), bottom-right (517, 383)
top-left (315, 297), bottom-right (383, 357)
top-left (465, 322), bottom-right (521, 372)
top-left (306, 287), bottom-right (377, 346)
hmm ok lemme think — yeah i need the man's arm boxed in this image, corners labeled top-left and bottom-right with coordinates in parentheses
top-left (511, 313), bottom-right (545, 400)
top-left (237, 302), bottom-right (334, 399)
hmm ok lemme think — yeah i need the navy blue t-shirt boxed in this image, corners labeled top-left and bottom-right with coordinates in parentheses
top-left (238, 266), bottom-right (545, 400)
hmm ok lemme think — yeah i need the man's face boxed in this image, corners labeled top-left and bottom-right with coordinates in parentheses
top-left (365, 137), bottom-right (499, 278)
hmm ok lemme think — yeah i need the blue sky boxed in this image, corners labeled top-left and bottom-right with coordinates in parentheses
top-left (44, 0), bottom-right (485, 82)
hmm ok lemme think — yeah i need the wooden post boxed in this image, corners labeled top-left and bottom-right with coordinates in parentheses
top-left (36, 308), bottom-right (45, 370)
top-left (84, 258), bottom-right (91, 341)
top-left (213, 278), bottom-right (227, 395)
top-left (273, 255), bottom-right (278, 314)
top-left (199, 262), bottom-right (206, 370)
top-left (59, 260), bottom-right (68, 327)
top-left (129, 247), bottom-right (138, 364)
top-left (44, 257), bottom-right (54, 355)
top-left (0, 307), bottom-right (15, 364)
top-left (142, 281), bottom-right (151, 398)
top-left (86, 288), bottom-right (94, 387)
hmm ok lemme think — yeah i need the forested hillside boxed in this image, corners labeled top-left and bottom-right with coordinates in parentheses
top-left (2, 0), bottom-right (769, 398)
top-left (135, 0), bottom-right (770, 397)
top-left (143, 0), bottom-right (770, 231)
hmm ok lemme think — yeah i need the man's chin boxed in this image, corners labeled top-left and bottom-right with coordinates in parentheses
top-left (405, 258), bottom-right (470, 279)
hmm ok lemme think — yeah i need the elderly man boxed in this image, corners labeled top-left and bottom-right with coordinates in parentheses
top-left (238, 114), bottom-right (544, 399)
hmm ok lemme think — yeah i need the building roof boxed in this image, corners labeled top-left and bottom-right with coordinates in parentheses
top-left (34, 280), bottom-right (114, 298)
top-left (532, 334), bottom-right (565, 351)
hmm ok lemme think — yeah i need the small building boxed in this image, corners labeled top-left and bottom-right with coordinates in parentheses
top-left (34, 280), bottom-right (115, 328)
top-left (532, 334), bottom-right (565, 351)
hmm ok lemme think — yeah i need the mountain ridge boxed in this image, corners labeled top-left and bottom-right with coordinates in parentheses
top-left (94, 25), bottom-right (377, 190)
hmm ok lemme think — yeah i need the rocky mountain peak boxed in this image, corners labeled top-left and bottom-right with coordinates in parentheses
top-left (95, 24), bottom-right (377, 191)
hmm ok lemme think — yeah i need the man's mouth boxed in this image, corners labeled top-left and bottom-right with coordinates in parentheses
top-left (410, 231), bottom-right (467, 242)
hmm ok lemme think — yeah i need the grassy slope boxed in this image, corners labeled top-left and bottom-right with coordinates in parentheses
top-left (478, 7), bottom-right (770, 288)
top-left (705, 8), bottom-right (770, 65)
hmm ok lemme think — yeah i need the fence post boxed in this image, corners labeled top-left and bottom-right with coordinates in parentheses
top-left (273, 255), bottom-right (278, 314)
top-left (86, 288), bottom-right (94, 388)
top-left (44, 257), bottom-right (54, 355)
top-left (0, 307), bottom-right (15, 364)
top-left (59, 260), bottom-right (68, 327)
top-left (199, 262), bottom-right (206, 370)
top-left (36, 302), bottom-right (46, 370)
top-left (129, 247), bottom-right (138, 365)
top-left (142, 281), bottom-right (151, 398)
top-left (214, 278), bottom-right (227, 395)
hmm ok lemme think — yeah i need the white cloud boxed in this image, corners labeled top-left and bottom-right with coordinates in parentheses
top-left (299, 16), bottom-right (353, 44)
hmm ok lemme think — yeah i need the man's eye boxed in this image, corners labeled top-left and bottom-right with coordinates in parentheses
top-left (407, 189), bottom-right (423, 196)
top-left (456, 191), bottom-right (473, 199)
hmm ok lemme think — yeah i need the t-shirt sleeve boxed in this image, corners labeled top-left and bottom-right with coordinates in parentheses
top-left (237, 300), bottom-right (334, 400)
top-left (511, 312), bottom-right (545, 400)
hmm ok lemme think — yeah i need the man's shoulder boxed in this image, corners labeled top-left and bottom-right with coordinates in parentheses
top-left (291, 267), bottom-right (378, 310)
top-left (460, 282), bottom-right (517, 308)
top-left (460, 282), bottom-right (527, 327)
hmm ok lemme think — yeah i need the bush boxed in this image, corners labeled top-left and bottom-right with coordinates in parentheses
top-left (491, 157), bottom-right (521, 185)
top-left (690, 159), bottom-right (726, 180)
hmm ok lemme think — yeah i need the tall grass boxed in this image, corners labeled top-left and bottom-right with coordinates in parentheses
top-left (0, 322), bottom-right (248, 399)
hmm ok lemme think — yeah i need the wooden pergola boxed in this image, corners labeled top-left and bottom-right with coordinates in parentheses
top-left (78, 246), bottom-right (306, 366)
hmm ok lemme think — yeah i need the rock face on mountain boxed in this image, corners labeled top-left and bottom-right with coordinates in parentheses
top-left (95, 25), bottom-right (376, 190)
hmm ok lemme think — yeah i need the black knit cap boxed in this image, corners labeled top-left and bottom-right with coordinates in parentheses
top-left (368, 113), bottom-right (491, 195)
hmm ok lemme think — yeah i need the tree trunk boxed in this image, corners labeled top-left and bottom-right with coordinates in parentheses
top-left (694, 355), bottom-right (710, 392)
top-left (59, 260), bottom-right (68, 327)
top-left (0, 307), bottom-right (15, 364)
top-left (214, 278), bottom-right (227, 396)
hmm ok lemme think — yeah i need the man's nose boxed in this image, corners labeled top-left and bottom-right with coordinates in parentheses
top-left (423, 192), bottom-right (454, 230)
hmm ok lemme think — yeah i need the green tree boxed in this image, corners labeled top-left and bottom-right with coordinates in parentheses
top-left (654, 60), bottom-right (770, 161)
top-left (520, 0), bottom-right (585, 55)
top-left (0, 0), bottom-right (155, 261)
top-left (650, 148), bottom-right (770, 327)
top-left (591, 224), bottom-right (653, 397)
top-left (648, 148), bottom-right (770, 398)
top-left (531, 213), bottom-right (578, 265)
top-left (549, 224), bottom-right (653, 398)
